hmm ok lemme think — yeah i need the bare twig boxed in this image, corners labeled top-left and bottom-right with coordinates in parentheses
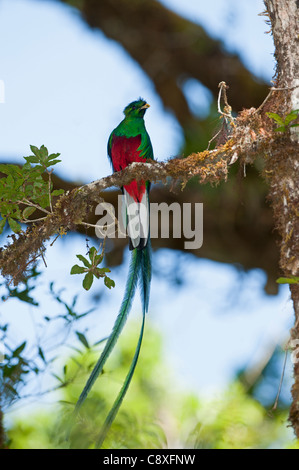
top-left (254, 84), bottom-right (299, 115)
top-left (206, 129), bottom-right (222, 151)
top-left (217, 81), bottom-right (234, 120)
top-left (21, 217), bottom-right (48, 224)
top-left (39, 249), bottom-right (47, 268)
top-left (271, 348), bottom-right (288, 412)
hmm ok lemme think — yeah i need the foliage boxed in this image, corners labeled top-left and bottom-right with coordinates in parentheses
top-left (0, 145), bottom-right (64, 234)
top-left (266, 109), bottom-right (299, 133)
top-left (1, 265), bottom-right (41, 306)
top-left (0, 267), bottom-right (95, 423)
top-left (70, 246), bottom-right (115, 291)
top-left (187, 382), bottom-right (292, 449)
top-left (0, 267), bottom-right (43, 413)
top-left (5, 322), bottom-right (299, 449)
top-left (0, 145), bottom-right (115, 291)
top-left (276, 276), bottom-right (299, 285)
top-left (0, 251), bottom-right (297, 450)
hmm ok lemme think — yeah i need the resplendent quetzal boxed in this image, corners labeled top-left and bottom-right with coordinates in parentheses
top-left (73, 99), bottom-right (153, 447)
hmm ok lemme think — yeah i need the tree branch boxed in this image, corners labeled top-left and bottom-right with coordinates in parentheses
top-left (0, 102), bottom-right (278, 287)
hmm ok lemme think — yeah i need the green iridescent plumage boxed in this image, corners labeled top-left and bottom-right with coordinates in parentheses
top-left (108, 98), bottom-right (154, 164)
top-left (71, 99), bottom-right (153, 448)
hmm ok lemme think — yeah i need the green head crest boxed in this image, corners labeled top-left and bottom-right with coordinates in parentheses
top-left (123, 98), bottom-right (150, 118)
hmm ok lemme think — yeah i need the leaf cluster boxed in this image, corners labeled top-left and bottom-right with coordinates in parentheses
top-left (266, 109), bottom-right (299, 133)
top-left (0, 145), bottom-right (64, 234)
top-left (70, 246), bottom-right (115, 291)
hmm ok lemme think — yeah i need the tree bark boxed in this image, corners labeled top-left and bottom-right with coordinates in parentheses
top-left (0, 159), bottom-right (280, 294)
top-left (263, 0), bottom-right (299, 436)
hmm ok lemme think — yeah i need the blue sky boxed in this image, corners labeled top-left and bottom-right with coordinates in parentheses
top-left (0, 0), bottom-right (293, 429)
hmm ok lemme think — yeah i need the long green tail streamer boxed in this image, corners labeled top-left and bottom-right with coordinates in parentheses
top-left (96, 308), bottom-right (146, 448)
top-left (68, 242), bottom-right (151, 445)
top-left (73, 249), bottom-right (141, 415)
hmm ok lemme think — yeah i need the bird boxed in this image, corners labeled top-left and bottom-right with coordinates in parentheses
top-left (72, 99), bottom-right (153, 447)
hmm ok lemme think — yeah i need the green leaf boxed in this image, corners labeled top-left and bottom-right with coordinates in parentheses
top-left (36, 194), bottom-right (50, 209)
top-left (70, 264), bottom-right (87, 275)
top-left (290, 123), bottom-right (299, 128)
top-left (39, 145), bottom-right (48, 162)
top-left (52, 373), bottom-right (65, 384)
top-left (12, 341), bottom-right (27, 357)
top-left (76, 254), bottom-right (91, 267)
top-left (0, 218), bottom-right (6, 234)
top-left (8, 218), bottom-right (21, 233)
top-left (276, 277), bottom-right (299, 285)
top-left (266, 112), bottom-right (284, 124)
top-left (22, 206), bottom-right (36, 219)
top-left (30, 145), bottom-right (40, 157)
top-left (51, 189), bottom-right (64, 197)
top-left (104, 276), bottom-right (115, 289)
top-left (83, 272), bottom-right (94, 290)
top-left (99, 267), bottom-right (111, 274)
top-left (23, 162), bottom-right (31, 171)
top-left (284, 109), bottom-right (299, 124)
top-left (76, 331), bottom-right (90, 349)
top-left (24, 156), bottom-right (40, 164)
top-left (88, 246), bottom-right (97, 262)
top-left (0, 164), bottom-right (21, 175)
top-left (284, 113), bottom-right (298, 125)
top-left (274, 126), bottom-right (286, 132)
top-left (38, 347), bottom-right (46, 363)
top-left (25, 184), bottom-right (33, 196)
top-left (93, 267), bottom-right (110, 279)
top-left (0, 164), bottom-right (10, 174)
top-left (28, 165), bottom-right (44, 176)
top-left (47, 153), bottom-right (61, 161)
top-left (7, 174), bottom-right (14, 186)
top-left (47, 159), bottom-right (61, 166)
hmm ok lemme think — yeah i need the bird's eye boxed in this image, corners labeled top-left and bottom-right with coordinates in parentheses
top-left (131, 105), bottom-right (136, 110)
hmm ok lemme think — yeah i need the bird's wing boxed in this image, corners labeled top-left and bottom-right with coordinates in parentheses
top-left (107, 131), bottom-right (116, 171)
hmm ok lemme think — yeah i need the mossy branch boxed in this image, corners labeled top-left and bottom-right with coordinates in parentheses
top-left (0, 101), bottom-right (283, 287)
